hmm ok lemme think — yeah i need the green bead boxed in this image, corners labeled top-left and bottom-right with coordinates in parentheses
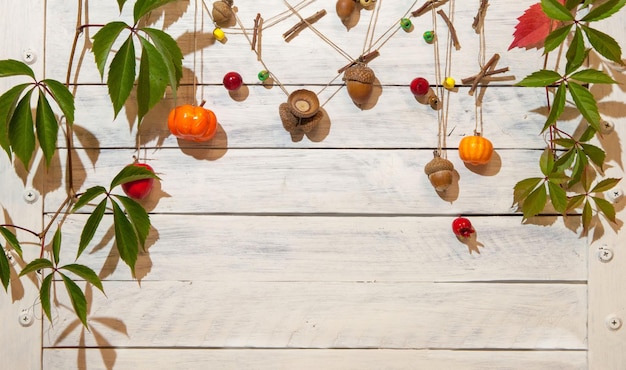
top-left (423, 30), bottom-right (435, 43)
top-left (258, 70), bottom-right (269, 81)
top-left (400, 18), bottom-right (412, 31)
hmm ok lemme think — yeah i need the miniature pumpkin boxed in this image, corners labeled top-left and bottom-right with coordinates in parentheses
top-left (458, 134), bottom-right (493, 165)
top-left (168, 104), bottom-right (217, 142)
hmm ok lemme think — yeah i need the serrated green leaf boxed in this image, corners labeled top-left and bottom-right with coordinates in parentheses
top-left (52, 227), bottom-right (61, 265)
top-left (42, 79), bottom-right (75, 124)
top-left (114, 194), bottom-right (150, 249)
top-left (8, 89), bottom-right (35, 166)
top-left (522, 183), bottom-right (548, 219)
top-left (544, 24), bottom-right (573, 53)
top-left (110, 164), bottom-right (159, 190)
top-left (60, 273), bottom-right (88, 328)
top-left (40, 273), bottom-right (53, 322)
top-left (580, 143), bottom-right (606, 168)
top-left (0, 59), bottom-right (36, 79)
top-left (112, 200), bottom-right (138, 275)
top-left (0, 227), bottom-right (22, 259)
top-left (578, 125), bottom-right (597, 142)
top-left (117, 0), bottom-right (128, 12)
top-left (555, 148), bottom-right (576, 171)
top-left (568, 81), bottom-right (601, 128)
top-left (548, 172), bottom-right (570, 185)
top-left (570, 69), bottom-right (617, 84)
top-left (72, 186), bottom-right (107, 212)
top-left (547, 181), bottom-right (568, 213)
top-left (60, 264), bottom-right (104, 293)
top-left (567, 194), bottom-right (585, 211)
top-left (541, 0), bottom-right (575, 20)
top-left (591, 177), bottom-right (621, 193)
top-left (540, 148), bottom-right (555, 176)
top-left (92, 22), bottom-right (128, 79)
top-left (593, 196), bottom-right (617, 222)
top-left (0, 83), bottom-right (31, 159)
top-left (133, 0), bottom-right (178, 24)
top-left (35, 89), bottom-right (59, 167)
top-left (582, 199), bottom-right (593, 231)
top-left (582, 0), bottom-right (626, 22)
top-left (0, 244), bottom-right (10, 291)
top-left (517, 70), bottom-right (562, 87)
top-left (581, 25), bottom-right (623, 65)
top-left (137, 35), bottom-right (168, 123)
top-left (107, 36), bottom-right (136, 118)
top-left (77, 198), bottom-right (107, 260)
top-left (513, 177), bottom-right (544, 206)
top-left (568, 149), bottom-right (588, 188)
top-left (142, 27), bottom-right (183, 102)
top-left (19, 258), bottom-right (54, 276)
top-left (566, 28), bottom-right (587, 75)
top-left (544, 84), bottom-right (567, 132)
top-left (553, 138), bottom-right (576, 148)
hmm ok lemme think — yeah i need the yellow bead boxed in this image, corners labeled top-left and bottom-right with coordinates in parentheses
top-left (443, 77), bottom-right (455, 90)
top-left (360, 0), bottom-right (374, 6)
top-left (213, 28), bottom-right (225, 41)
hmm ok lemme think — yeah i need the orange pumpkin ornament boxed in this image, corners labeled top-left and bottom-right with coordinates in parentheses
top-left (458, 134), bottom-right (493, 165)
top-left (168, 104), bottom-right (217, 142)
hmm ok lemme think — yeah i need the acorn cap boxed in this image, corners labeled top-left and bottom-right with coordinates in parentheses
top-left (212, 1), bottom-right (233, 24)
top-left (279, 103), bottom-right (323, 133)
top-left (288, 89), bottom-right (320, 118)
top-left (424, 155), bottom-right (454, 175)
top-left (343, 64), bottom-right (375, 84)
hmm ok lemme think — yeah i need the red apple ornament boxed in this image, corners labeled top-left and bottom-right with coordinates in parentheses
top-left (410, 77), bottom-right (429, 96)
top-left (452, 217), bottom-right (474, 238)
top-left (122, 163), bottom-right (155, 200)
top-left (223, 71), bottom-right (243, 91)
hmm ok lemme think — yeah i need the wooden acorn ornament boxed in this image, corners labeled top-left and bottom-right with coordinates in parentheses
top-left (343, 63), bottom-right (375, 107)
top-left (424, 151), bottom-right (455, 192)
top-left (212, 0), bottom-right (234, 25)
top-left (336, 0), bottom-right (357, 21)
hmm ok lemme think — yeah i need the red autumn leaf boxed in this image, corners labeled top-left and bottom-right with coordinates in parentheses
top-left (508, 1), bottom-right (565, 50)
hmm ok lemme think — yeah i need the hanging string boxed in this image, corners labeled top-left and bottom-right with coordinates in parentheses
top-left (475, 2), bottom-right (486, 134)
top-left (362, 0), bottom-right (382, 55)
top-left (366, 0), bottom-right (420, 53)
top-left (432, 0), bottom-right (455, 157)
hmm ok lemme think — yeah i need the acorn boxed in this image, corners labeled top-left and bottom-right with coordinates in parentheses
top-left (279, 103), bottom-right (323, 134)
top-left (336, 0), bottom-right (356, 21)
top-left (424, 152), bottom-right (455, 192)
top-left (343, 63), bottom-right (375, 106)
top-left (212, 0), bottom-right (234, 25)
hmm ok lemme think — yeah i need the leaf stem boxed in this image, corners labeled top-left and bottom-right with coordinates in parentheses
top-left (0, 224), bottom-right (41, 239)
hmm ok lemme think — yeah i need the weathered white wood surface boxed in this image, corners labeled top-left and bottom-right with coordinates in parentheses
top-left (0, 1), bottom-right (45, 369)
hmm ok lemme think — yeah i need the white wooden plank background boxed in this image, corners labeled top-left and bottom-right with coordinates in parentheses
top-left (0, 0), bottom-right (624, 369)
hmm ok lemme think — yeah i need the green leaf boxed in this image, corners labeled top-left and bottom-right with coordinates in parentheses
top-left (8, 89), bottom-right (35, 166)
top-left (517, 70), bottom-right (562, 87)
top-left (35, 89), bottom-right (59, 167)
top-left (544, 24), bottom-right (573, 53)
top-left (42, 79), bottom-right (75, 124)
top-left (110, 164), bottom-right (159, 190)
top-left (578, 125), bottom-right (597, 142)
top-left (0, 226), bottom-right (23, 259)
top-left (580, 143), bottom-right (606, 168)
top-left (522, 183), bottom-right (548, 219)
top-left (77, 198), bottom-right (107, 259)
top-left (133, 0), bottom-right (178, 24)
top-left (567, 194), bottom-right (585, 211)
top-left (566, 28), bottom-right (587, 75)
top-left (117, 0), bottom-right (128, 12)
top-left (570, 69), bottom-right (617, 84)
top-left (593, 196), bottom-right (617, 222)
top-left (0, 244), bottom-right (10, 291)
top-left (565, 0), bottom-right (582, 10)
top-left (540, 148), bottom-right (555, 176)
top-left (60, 273), bottom-right (88, 328)
top-left (582, 199), bottom-right (593, 231)
top-left (582, 0), bottom-right (626, 22)
top-left (114, 195), bottom-right (151, 249)
top-left (0, 83), bottom-right (31, 159)
top-left (581, 25), bottom-right (623, 65)
top-left (548, 181), bottom-right (568, 213)
top-left (544, 84), bottom-right (567, 131)
top-left (107, 36), bottom-right (136, 118)
top-left (568, 81), bottom-right (601, 128)
top-left (60, 264), bottom-right (104, 293)
top-left (52, 227), bottom-right (62, 265)
top-left (137, 35), bottom-right (169, 123)
top-left (568, 149), bottom-right (588, 188)
top-left (112, 200), bottom-right (139, 275)
top-left (553, 138), bottom-right (576, 148)
top-left (40, 273), bottom-right (53, 322)
top-left (92, 22), bottom-right (128, 79)
top-left (555, 148), bottom-right (576, 171)
top-left (19, 258), bottom-right (54, 276)
top-left (0, 59), bottom-right (36, 79)
top-left (541, 0), bottom-right (575, 20)
top-left (591, 177), bottom-right (621, 193)
top-left (72, 185), bottom-right (107, 212)
top-left (513, 177), bottom-right (543, 206)
top-left (143, 27), bottom-right (183, 102)
top-left (548, 171), bottom-right (570, 185)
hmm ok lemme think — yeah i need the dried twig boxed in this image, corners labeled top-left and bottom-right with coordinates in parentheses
top-left (256, 17), bottom-right (264, 61)
top-left (461, 67), bottom-right (509, 84)
top-left (472, 0), bottom-right (489, 33)
top-left (283, 9), bottom-right (327, 41)
top-left (252, 13), bottom-right (261, 51)
top-left (411, 0), bottom-right (448, 17)
top-left (337, 50), bottom-right (380, 74)
top-left (437, 10), bottom-right (460, 50)
top-left (467, 53), bottom-right (500, 95)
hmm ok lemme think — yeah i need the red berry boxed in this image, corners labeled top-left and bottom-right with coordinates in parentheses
top-left (452, 217), bottom-right (474, 238)
top-left (121, 163), bottom-right (155, 200)
top-left (410, 77), bottom-right (429, 96)
top-left (223, 71), bottom-right (243, 91)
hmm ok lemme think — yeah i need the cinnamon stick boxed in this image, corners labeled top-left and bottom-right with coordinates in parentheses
top-left (437, 10), bottom-right (460, 50)
top-left (461, 67), bottom-right (509, 84)
top-left (251, 13), bottom-right (261, 51)
top-left (472, 0), bottom-right (489, 33)
top-left (283, 9), bottom-right (327, 40)
top-left (337, 50), bottom-right (380, 74)
top-left (468, 53), bottom-right (499, 95)
top-left (411, 0), bottom-right (448, 17)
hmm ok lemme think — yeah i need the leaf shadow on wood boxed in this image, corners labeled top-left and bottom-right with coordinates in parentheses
top-left (141, 0), bottom-right (190, 30)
